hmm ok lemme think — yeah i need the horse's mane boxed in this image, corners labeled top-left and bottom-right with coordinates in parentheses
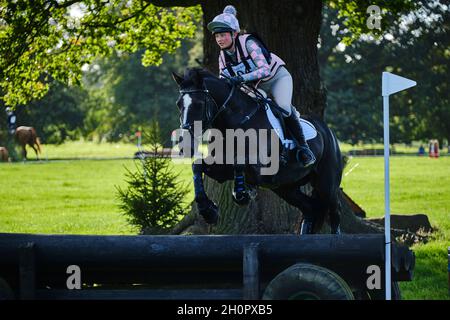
top-left (183, 67), bottom-right (218, 83)
top-left (183, 67), bottom-right (256, 105)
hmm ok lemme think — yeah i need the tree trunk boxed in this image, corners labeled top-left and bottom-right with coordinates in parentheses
top-left (173, 177), bottom-right (383, 235)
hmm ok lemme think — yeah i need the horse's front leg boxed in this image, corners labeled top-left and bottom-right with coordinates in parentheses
top-left (192, 162), bottom-right (219, 224)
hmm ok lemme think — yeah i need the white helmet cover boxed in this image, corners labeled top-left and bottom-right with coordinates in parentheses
top-left (207, 5), bottom-right (240, 34)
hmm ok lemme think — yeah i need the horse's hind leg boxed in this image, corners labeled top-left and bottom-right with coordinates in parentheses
top-left (326, 191), bottom-right (341, 234)
top-left (273, 184), bottom-right (325, 234)
top-left (22, 146), bottom-right (27, 161)
top-left (29, 143), bottom-right (39, 160)
top-left (312, 170), bottom-right (342, 235)
top-left (309, 189), bottom-right (341, 234)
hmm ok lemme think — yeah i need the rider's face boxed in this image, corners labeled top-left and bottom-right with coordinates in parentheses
top-left (215, 32), bottom-right (234, 50)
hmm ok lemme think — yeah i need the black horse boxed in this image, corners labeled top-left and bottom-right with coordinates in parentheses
top-left (172, 68), bottom-right (343, 234)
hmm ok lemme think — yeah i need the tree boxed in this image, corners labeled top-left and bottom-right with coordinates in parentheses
top-left (80, 31), bottom-right (203, 143)
top-left (321, 0), bottom-right (449, 145)
top-left (116, 120), bottom-right (191, 234)
top-left (14, 81), bottom-right (86, 144)
top-left (389, 0), bottom-right (449, 145)
top-left (0, 0), bottom-right (201, 106)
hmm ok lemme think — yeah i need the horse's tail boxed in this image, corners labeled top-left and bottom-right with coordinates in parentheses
top-left (36, 137), bottom-right (42, 154)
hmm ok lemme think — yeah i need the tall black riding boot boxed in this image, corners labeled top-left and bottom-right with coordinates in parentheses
top-left (284, 107), bottom-right (316, 168)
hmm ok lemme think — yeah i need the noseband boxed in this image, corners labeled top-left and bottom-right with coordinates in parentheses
top-left (179, 84), bottom-right (236, 133)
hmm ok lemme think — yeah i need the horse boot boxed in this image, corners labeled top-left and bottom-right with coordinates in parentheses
top-left (331, 225), bottom-right (341, 235)
top-left (232, 167), bottom-right (251, 206)
top-left (284, 107), bottom-right (316, 168)
top-left (195, 193), bottom-right (219, 225)
top-left (300, 218), bottom-right (314, 235)
top-left (279, 144), bottom-right (290, 166)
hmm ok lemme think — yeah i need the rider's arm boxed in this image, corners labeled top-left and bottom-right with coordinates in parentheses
top-left (241, 38), bottom-right (271, 82)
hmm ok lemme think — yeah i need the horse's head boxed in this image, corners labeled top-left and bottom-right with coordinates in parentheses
top-left (173, 71), bottom-right (207, 133)
top-left (172, 69), bottom-right (213, 136)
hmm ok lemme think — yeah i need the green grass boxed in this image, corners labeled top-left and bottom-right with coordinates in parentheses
top-left (37, 140), bottom-right (449, 159)
top-left (0, 160), bottom-right (136, 234)
top-left (37, 141), bottom-right (139, 159)
top-left (339, 142), bottom-right (449, 155)
top-left (0, 159), bottom-right (193, 235)
top-left (341, 156), bottom-right (450, 300)
top-left (0, 141), bottom-right (449, 299)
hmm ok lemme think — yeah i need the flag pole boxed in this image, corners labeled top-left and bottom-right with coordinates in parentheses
top-left (381, 72), bottom-right (416, 300)
top-left (383, 93), bottom-right (391, 300)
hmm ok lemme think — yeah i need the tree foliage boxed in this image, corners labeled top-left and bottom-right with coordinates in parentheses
top-left (80, 28), bottom-right (202, 143)
top-left (116, 120), bottom-right (190, 234)
top-left (0, 0), bottom-right (201, 106)
top-left (0, 0), bottom-right (421, 107)
top-left (321, 0), bottom-right (449, 144)
top-left (329, 0), bottom-right (417, 44)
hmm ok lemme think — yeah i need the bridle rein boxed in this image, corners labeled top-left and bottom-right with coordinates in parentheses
top-left (179, 84), bottom-right (235, 133)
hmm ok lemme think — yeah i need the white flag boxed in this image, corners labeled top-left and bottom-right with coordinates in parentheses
top-left (382, 72), bottom-right (416, 96)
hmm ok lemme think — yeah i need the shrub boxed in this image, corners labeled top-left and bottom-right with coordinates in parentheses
top-left (116, 121), bottom-right (190, 234)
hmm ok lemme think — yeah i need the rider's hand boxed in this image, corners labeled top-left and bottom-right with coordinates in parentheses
top-left (229, 75), bottom-right (244, 86)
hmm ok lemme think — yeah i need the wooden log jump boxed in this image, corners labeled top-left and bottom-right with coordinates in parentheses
top-left (0, 233), bottom-right (415, 300)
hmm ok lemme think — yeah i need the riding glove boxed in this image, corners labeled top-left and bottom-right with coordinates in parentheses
top-left (229, 75), bottom-right (244, 86)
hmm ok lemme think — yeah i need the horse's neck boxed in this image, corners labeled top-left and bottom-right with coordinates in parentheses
top-left (206, 78), bottom-right (230, 105)
top-left (206, 78), bottom-right (255, 126)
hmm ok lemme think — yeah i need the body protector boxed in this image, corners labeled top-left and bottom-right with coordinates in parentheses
top-left (219, 34), bottom-right (285, 84)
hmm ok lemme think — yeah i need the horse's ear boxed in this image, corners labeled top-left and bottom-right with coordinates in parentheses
top-left (172, 72), bottom-right (184, 86)
top-left (191, 71), bottom-right (202, 88)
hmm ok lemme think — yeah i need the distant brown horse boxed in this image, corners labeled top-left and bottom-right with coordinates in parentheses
top-left (15, 126), bottom-right (41, 160)
top-left (0, 147), bottom-right (8, 162)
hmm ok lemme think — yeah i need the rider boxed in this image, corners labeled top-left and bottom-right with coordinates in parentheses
top-left (6, 107), bottom-right (16, 135)
top-left (207, 5), bottom-right (316, 167)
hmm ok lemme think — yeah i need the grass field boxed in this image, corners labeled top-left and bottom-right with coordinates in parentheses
top-left (341, 156), bottom-right (449, 300)
top-left (340, 142), bottom-right (449, 155)
top-left (34, 141), bottom-right (139, 159)
top-left (0, 142), bottom-right (448, 300)
top-left (16, 140), bottom-right (449, 161)
top-left (0, 159), bottom-right (195, 235)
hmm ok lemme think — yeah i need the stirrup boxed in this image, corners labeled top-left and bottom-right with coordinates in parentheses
top-left (280, 146), bottom-right (290, 166)
top-left (296, 146), bottom-right (316, 168)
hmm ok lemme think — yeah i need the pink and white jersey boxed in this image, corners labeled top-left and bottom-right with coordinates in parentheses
top-left (219, 34), bottom-right (285, 84)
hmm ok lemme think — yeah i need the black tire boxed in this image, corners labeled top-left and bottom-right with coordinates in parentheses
top-left (262, 263), bottom-right (354, 300)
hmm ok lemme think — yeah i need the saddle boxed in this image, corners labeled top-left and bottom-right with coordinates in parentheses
top-left (241, 86), bottom-right (317, 149)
